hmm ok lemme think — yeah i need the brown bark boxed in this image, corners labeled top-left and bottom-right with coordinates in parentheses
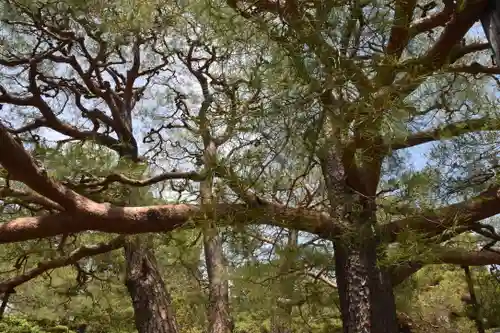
top-left (203, 225), bottom-right (233, 333)
top-left (201, 141), bottom-right (233, 333)
top-left (124, 240), bottom-right (179, 333)
top-left (383, 185), bottom-right (500, 243)
top-left (0, 289), bottom-right (14, 319)
top-left (2, 117), bottom-right (500, 249)
top-left (390, 117), bottom-right (500, 150)
top-left (462, 266), bottom-right (485, 333)
top-left (0, 200), bottom-right (337, 243)
top-left (321, 147), bottom-right (399, 333)
top-left (334, 239), bottom-right (398, 333)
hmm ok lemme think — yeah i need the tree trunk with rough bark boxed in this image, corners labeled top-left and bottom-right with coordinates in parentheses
top-left (124, 240), bottom-right (179, 333)
top-left (321, 147), bottom-right (399, 333)
top-left (334, 236), bottom-right (399, 333)
top-left (118, 183), bottom-right (179, 333)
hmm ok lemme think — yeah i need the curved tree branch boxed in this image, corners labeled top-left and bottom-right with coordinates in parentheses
top-left (391, 116), bottom-right (500, 150)
top-left (0, 121), bottom-right (91, 211)
top-left (383, 185), bottom-right (500, 242)
top-left (0, 235), bottom-right (125, 293)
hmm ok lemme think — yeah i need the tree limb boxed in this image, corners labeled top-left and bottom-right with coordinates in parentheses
top-left (447, 63), bottom-right (500, 75)
top-left (375, 0), bottom-right (417, 86)
top-left (0, 121), bottom-right (91, 211)
top-left (409, 0), bottom-right (455, 37)
top-left (0, 201), bottom-right (338, 244)
top-left (0, 187), bottom-right (63, 211)
top-left (383, 185), bottom-right (500, 242)
top-left (391, 247), bottom-right (500, 286)
top-left (391, 116), bottom-right (500, 150)
top-left (83, 171), bottom-right (206, 188)
top-left (0, 235), bottom-right (125, 293)
top-left (422, 0), bottom-right (488, 69)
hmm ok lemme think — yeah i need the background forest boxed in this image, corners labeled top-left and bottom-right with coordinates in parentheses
top-left (0, 0), bottom-right (500, 333)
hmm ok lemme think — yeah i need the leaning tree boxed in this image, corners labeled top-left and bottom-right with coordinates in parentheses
top-left (1, 0), bottom-right (500, 333)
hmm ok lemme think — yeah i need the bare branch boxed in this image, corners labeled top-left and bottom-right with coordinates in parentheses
top-left (449, 43), bottom-right (490, 63)
top-left (409, 0), bottom-right (455, 37)
top-left (375, 0), bottom-right (417, 86)
top-left (422, 0), bottom-right (488, 69)
top-left (0, 187), bottom-right (63, 211)
top-left (391, 247), bottom-right (500, 286)
top-left (447, 62), bottom-right (500, 75)
top-left (435, 248), bottom-right (500, 266)
top-left (83, 171), bottom-right (206, 188)
top-left (305, 270), bottom-right (338, 289)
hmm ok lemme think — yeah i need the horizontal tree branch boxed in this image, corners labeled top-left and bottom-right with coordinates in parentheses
top-left (84, 171), bottom-right (206, 188)
top-left (391, 247), bottom-right (500, 286)
top-left (449, 43), bottom-right (491, 63)
top-left (447, 63), bottom-right (500, 75)
top-left (305, 270), bottom-right (338, 289)
top-left (435, 248), bottom-right (500, 266)
top-left (383, 185), bottom-right (500, 242)
top-left (0, 187), bottom-right (63, 211)
top-left (391, 116), bottom-right (500, 150)
top-left (0, 235), bottom-right (125, 293)
top-left (0, 201), bottom-right (338, 244)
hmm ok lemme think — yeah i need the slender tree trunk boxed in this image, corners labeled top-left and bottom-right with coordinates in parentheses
top-left (0, 289), bottom-right (14, 319)
top-left (272, 230), bottom-right (299, 333)
top-left (201, 140), bottom-right (233, 333)
top-left (462, 265), bottom-right (485, 333)
top-left (124, 239), bottom-right (179, 333)
top-left (203, 225), bottom-right (233, 333)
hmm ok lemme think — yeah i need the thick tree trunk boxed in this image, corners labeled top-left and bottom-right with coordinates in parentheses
top-left (124, 240), bottom-right (179, 333)
top-left (334, 235), bottom-right (399, 333)
top-left (480, 0), bottom-right (500, 65)
top-left (320, 147), bottom-right (399, 333)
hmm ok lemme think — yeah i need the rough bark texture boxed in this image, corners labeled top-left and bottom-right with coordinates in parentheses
top-left (124, 240), bottom-right (179, 333)
top-left (321, 148), bottom-right (399, 333)
top-left (334, 233), bottom-right (398, 333)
